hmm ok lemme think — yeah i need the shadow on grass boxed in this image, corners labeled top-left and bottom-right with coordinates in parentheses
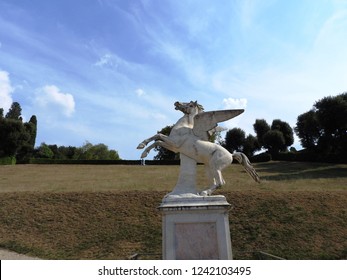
top-left (255, 162), bottom-right (347, 181)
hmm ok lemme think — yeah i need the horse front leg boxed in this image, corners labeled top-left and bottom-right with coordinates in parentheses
top-left (140, 140), bottom-right (178, 158)
top-left (137, 133), bottom-right (167, 149)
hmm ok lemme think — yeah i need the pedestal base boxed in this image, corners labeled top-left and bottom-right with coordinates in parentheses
top-left (158, 195), bottom-right (232, 260)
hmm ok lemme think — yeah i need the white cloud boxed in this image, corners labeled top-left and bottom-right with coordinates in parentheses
top-left (135, 88), bottom-right (145, 97)
top-left (0, 70), bottom-right (13, 113)
top-left (36, 85), bottom-right (75, 117)
top-left (222, 98), bottom-right (247, 109)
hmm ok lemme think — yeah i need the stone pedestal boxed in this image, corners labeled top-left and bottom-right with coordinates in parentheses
top-left (158, 195), bottom-right (232, 260)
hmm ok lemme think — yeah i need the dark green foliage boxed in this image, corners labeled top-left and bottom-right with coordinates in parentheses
top-left (0, 102), bottom-right (37, 160)
top-left (0, 156), bottom-right (16, 165)
top-left (36, 143), bottom-right (54, 159)
top-left (271, 119), bottom-right (294, 147)
top-left (252, 118), bottom-right (294, 156)
top-left (253, 119), bottom-right (270, 147)
top-left (295, 92), bottom-right (347, 161)
top-left (0, 118), bottom-right (30, 157)
top-left (224, 128), bottom-right (246, 153)
top-left (76, 142), bottom-right (120, 160)
top-left (27, 115), bottom-right (37, 148)
top-left (224, 129), bottom-right (260, 157)
top-left (263, 130), bottom-right (286, 155)
top-left (33, 141), bottom-right (121, 160)
top-left (5, 102), bottom-right (22, 120)
top-left (243, 134), bottom-right (260, 158)
top-left (295, 110), bottom-right (320, 149)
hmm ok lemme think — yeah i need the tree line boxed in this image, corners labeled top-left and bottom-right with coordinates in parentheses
top-left (35, 141), bottom-right (120, 161)
top-left (155, 92), bottom-right (347, 163)
top-left (1, 92), bottom-right (346, 163)
top-left (0, 102), bottom-right (120, 163)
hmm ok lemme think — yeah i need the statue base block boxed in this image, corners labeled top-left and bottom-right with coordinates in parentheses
top-left (158, 195), bottom-right (232, 260)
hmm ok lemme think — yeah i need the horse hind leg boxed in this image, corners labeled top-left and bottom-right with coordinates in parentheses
top-left (200, 165), bottom-right (216, 196)
top-left (199, 165), bottom-right (225, 196)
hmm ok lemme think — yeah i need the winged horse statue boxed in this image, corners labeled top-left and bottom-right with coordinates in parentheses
top-left (137, 101), bottom-right (260, 197)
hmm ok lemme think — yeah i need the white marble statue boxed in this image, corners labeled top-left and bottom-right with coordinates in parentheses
top-left (137, 101), bottom-right (260, 196)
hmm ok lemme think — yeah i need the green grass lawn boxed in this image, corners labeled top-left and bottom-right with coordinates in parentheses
top-left (0, 162), bottom-right (346, 259)
top-left (1, 161), bottom-right (346, 193)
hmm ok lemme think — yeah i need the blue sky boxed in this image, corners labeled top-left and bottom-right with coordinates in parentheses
top-left (1, 0), bottom-right (347, 159)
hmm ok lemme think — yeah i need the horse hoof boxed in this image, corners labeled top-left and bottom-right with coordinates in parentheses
top-left (137, 143), bottom-right (146, 149)
top-left (200, 190), bottom-right (211, 196)
top-left (141, 151), bottom-right (148, 158)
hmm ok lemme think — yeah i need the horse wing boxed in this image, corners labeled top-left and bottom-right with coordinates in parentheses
top-left (193, 110), bottom-right (244, 140)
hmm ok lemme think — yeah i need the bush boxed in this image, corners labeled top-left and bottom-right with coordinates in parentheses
top-left (0, 156), bottom-right (16, 165)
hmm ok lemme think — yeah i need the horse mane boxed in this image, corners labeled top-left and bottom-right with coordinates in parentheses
top-left (195, 102), bottom-right (204, 112)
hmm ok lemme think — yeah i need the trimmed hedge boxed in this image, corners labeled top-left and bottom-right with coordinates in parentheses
top-left (0, 156), bottom-right (16, 165)
top-left (24, 158), bottom-right (180, 165)
top-left (251, 153), bottom-right (272, 163)
top-left (272, 151), bottom-right (347, 163)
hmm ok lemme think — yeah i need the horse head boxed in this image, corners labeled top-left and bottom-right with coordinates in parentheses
top-left (174, 101), bottom-right (204, 116)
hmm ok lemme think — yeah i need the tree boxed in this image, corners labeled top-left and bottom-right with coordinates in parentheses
top-left (27, 115), bottom-right (37, 148)
top-left (315, 93), bottom-right (347, 155)
top-left (75, 141), bottom-right (120, 160)
top-left (295, 93), bottom-right (347, 158)
top-left (5, 102), bottom-right (22, 120)
top-left (253, 119), bottom-right (270, 147)
top-left (263, 130), bottom-right (286, 155)
top-left (17, 115), bottom-right (38, 160)
top-left (253, 118), bottom-right (294, 156)
top-left (271, 119), bottom-right (294, 147)
top-left (243, 134), bottom-right (260, 157)
top-left (295, 110), bottom-right (320, 149)
top-left (58, 146), bottom-right (78, 159)
top-left (0, 102), bottom-right (37, 160)
top-left (36, 143), bottom-right (54, 158)
top-left (0, 118), bottom-right (29, 157)
top-left (224, 128), bottom-right (246, 153)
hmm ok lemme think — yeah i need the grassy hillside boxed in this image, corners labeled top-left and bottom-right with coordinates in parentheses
top-left (0, 162), bottom-right (346, 259)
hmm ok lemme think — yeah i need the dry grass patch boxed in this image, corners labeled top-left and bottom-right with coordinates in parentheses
top-left (0, 190), bottom-right (346, 259)
top-left (0, 162), bottom-right (346, 259)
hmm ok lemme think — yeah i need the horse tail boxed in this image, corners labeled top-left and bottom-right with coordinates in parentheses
top-left (232, 152), bottom-right (260, 183)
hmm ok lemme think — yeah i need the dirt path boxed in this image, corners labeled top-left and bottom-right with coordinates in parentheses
top-left (0, 248), bottom-right (41, 260)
